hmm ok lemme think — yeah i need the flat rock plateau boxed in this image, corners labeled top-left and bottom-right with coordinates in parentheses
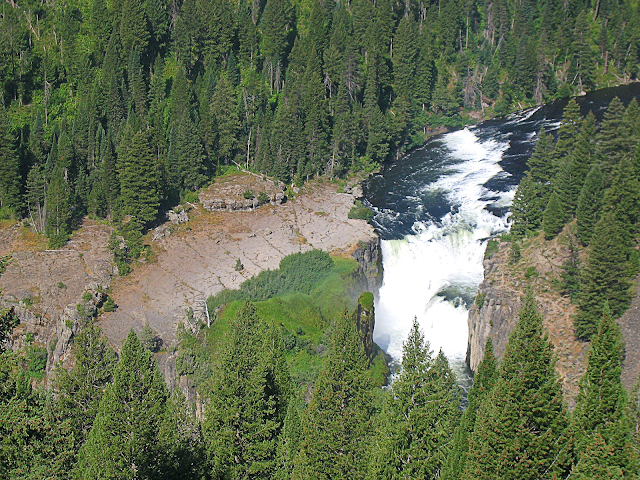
top-left (0, 173), bottom-right (377, 355)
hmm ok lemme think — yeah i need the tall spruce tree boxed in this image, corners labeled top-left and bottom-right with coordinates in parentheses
top-left (369, 319), bottom-right (460, 479)
top-left (75, 330), bottom-right (169, 479)
top-left (510, 128), bottom-right (556, 236)
top-left (554, 99), bottom-right (582, 162)
top-left (542, 191), bottom-right (566, 240)
top-left (0, 107), bottom-right (20, 215)
top-left (603, 157), bottom-right (640, 251)
top-left (573, 303), bottom-right (638, 476)
top-left (53, 323), bottom-right (117, 452)
top-left (203, 301), bottom-right (291, 479)
top-left (575, 213), bottom-right (632, 340)
top-left (463, 295), bottom-right (572, 480)
top-left (555, 112), bottom-right (597, 216)
top-left (443, 339), bottom-right (498, 480)
top-left (571, 433), bottom-right (625, 480)
top-left (119, 129), bottom-right (159, 229)
top-left (598, 97), bottom-right (627, 182)
top-left (292, 314), bottom-right (373, 479)
top-left (576, 165), bottom-right (605, 245)
top-left (45, 165), bottom-right (72, 248)
top-left (159, 389), bottom-right (204, 479)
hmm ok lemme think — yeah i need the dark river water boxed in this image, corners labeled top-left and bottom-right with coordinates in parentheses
top-left (362, 83), bottom-right (640, 389)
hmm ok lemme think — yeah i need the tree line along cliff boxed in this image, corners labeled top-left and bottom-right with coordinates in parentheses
top-left (2, 0), bottom-right (640, 261)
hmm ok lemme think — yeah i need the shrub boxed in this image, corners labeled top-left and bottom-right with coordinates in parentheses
top-left (243, 189), bottom-right (255, 200)
top-left (25, 346), bottom-right (48, 379)
top-left (82, 292), bottom-right (92, 302)
top-left (103, 296), bottom-right (116, 312)
top-left (525, 266), bottom-right (538, 279)
top-left (139, 322), bottom-right (162, 352)
top-left (176, 350), bottom-right (197, 376)
top-left (0, 255), bottom-right (10, 276)
top-left (57, 281), bottom-right (66, 289)
top-left (509, 242), bottom-right (521, 264)
top-left (183, 191), bottom-right (200, 204)
top-left (485, 239), bottom-right (499, 259)
top-left (257, 191), bottom-right (270, 205)
top-left (208, 250), bottom-right (334, 311)
top-left (235, 258), bottom-right (244, 271)
top-left (0, 205), bottom-right (15, 220)
top-left (76, 303), bottom-right (87, 318)
top-left (475, 292), bottom-right (487, 309)
top-left (348, 201), bottom-right (374, 222)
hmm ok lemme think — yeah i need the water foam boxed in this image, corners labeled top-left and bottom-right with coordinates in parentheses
top-left (373, 127), bottom-right (511, 377)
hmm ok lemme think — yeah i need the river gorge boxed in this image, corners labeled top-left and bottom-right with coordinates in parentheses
top-left (363, 83), bottom-right (640, 390)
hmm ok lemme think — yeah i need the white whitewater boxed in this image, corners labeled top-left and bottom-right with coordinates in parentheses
top-left (373, 128), bottom-right (513, 380)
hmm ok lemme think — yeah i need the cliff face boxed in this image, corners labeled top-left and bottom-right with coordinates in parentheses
top-left (350, 238), bottom-right (383, 293)
top-left (467, 230), bottom-right (591, 407)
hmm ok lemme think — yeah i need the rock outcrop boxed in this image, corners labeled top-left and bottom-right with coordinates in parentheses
top-left (350, 238), bottom-right (383, 292)
top-left (353, 292), bottom-right (376, 360)
top-left (466, 231), bottom-right (590, 407)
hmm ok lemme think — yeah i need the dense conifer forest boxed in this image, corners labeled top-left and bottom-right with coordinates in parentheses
top-left (2, 0), bottom-right (640, 477)
top-left (1, 0), bottom-right (640, 253)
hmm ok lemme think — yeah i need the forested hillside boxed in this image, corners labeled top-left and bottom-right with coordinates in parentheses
top-left (1, 0), bottom-right (640, 254)
top-left (511, 96), bottom-right (640, 340)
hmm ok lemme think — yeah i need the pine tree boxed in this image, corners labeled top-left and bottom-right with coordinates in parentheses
top-left (443, 339), bottom-right (498, 480)
top-left (572, 11), bottom-right (594, 91)
top-left (293, 314), bottom-right (373, 479)
top-left (119, 129), bottom-right (159, 229)
top-left (542, 191), bottom-right (565, 240)
top-left (203, 302), bottom-right (291, 479)
top-left (0, 107), bottom-right (20, 215)
top-left (576, 165), bottom-right (605, 245)
top-left (75, 330), bottom-right (169, 479)
top-left (45, 166), bottom-right (72, 248)
top-left (210, 72), bottom-right (240, 166)
top-left (575, 213), bottom-right (631, 340)
top-left (555, 112), bottom-right (597, 216)
top-left (603, 157), bottom-right (640, 251)
top-left (573, 304), bottom-right (638, 476)
top-left (120, 0), bottom-right (150, 56)
top-left (571, 433), bottom-right (625, 480)
top-left (158, 389), bottom-right (204, 479)
top-left (274, 399), bottom-right (303, 480)
top-left (463, 295), bottom-right (572, 480)
top-left (598, 97), bottom-right (627, 181)
top-left (0, 352), bottom-right (74, 477)
top-left (302, 49), bottom-right (329, 178)
top-left (369, 319), bottom-right (460, 479)
top-left (510, 128), bottom-right (556, 236)
top-left (53, 323), bottom-right (117, 451)
top-left (554, 99), bottom-right (582, 162)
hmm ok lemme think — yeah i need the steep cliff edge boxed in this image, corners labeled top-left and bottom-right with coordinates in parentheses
top-left (467, 228), bottom-right (592, 406)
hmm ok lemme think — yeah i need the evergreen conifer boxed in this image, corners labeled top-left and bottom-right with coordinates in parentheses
top-left (75, 330), bottom-right (169, 479)
top-left (463, 295), bottom-right (572, 480)
top-left (542, 191), bottom-right (566, 240)
top-left (576, 165), bottom-right (605, 245)
top-left (575, 213), bottom-right (631, 340)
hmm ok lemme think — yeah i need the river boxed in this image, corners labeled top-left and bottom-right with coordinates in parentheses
top-left (362, 83), bottom-right (640, 390)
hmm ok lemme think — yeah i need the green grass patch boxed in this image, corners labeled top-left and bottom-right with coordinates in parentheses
top-left (348, 201), bottom-right (374, 221)
top-left (183, 251), bottom-right (384, 391)
top-left (484, 239), bottom-right (499, 259)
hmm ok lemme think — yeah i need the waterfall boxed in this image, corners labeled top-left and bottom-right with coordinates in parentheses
top-left (364, 84), bottom-right (640, 387)
top-left (372, 128), bottom-right (513, 383)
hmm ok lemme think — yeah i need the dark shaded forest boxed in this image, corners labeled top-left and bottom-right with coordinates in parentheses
top-left (1, 0), bottom-right (640, 253)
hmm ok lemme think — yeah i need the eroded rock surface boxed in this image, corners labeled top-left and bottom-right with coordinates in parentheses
top-left (467, 230), bottom-right (589, 407)
top-left (100, 176), bottom-right (378, 348)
